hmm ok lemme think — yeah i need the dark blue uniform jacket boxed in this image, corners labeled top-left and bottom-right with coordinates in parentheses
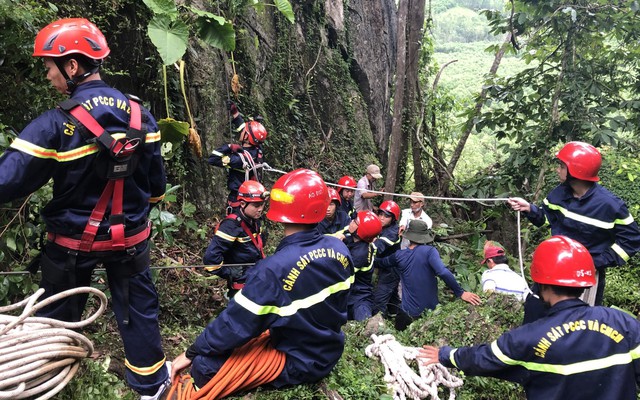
top-left (317, 210), bottom-right (351, 235)
top-left (527, 183), bottom-right (640, 268)
top-left (188, 229), bottom-right (354, 386)
top-left (203, 212), bottom-right (263, 281)
top-left (377, 244), bottom-right (464, 317)
top-left (0, 81), bottom-right (165, 235)
top-left (347, 240), bottom-right (374, 307)
top-left (372, 223), bottom-right (400, 259)
top-left (439, 299), bottom-right (640, 400)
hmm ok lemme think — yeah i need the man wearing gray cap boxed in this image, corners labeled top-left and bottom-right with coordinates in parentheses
top-left (376, 219), bottom-right (481, 330)
top-left (354, 164), bottom-right (383, 212)
top-left (399, 191), bottom-right (433, 249)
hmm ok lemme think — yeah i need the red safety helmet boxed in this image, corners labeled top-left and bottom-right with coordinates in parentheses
top-left (243, 121), bottom-right (268, 146)
top-left (267, 169), bottom-right (329, 224)
top-left (530, 236), bottom-right (596, 287)
top-left (556, 141), bottom-right (601, 182)
top-left (237, 180), bottom-right (269, 203)
top-left (33, 18), bottom-right (110, 60)
top-left (337, 176), bottom-right (357, 193)
top-left (355, 211), bottom-right (382, 243)
top-left (378, 200), bottom-right (400, 221)
top-left (328, 187), bottom-right (341, 205)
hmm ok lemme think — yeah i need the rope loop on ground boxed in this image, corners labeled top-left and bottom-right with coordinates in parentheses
top-left (366, 334), bottom-right (463, 400)
top-left (0, 287), bottom-right (107, 400)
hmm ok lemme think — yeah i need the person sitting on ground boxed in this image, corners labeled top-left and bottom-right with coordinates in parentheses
top-left (346, 211), bottom-right (383, 321)
top-left (203, 180), bottom-right (268, 298)
top-left (480, 241), bottom-right (529, 302)
top-left (371, 200), bottom-right (402, 318)
top-left (317, 187), bottom-right (351, 236)
top-left (336, 175), bottom-right (357, 219)
top-left (354, 164), bottom-right (383, 212)
top-left (399, 192), bottom-right (433, 249)
top-left (170, 169), bottom-right (354, 397)
top-left (419, 236), bottom-right (640, 400)
top-left (208, 101), bottom-right (267, 212)
top-left (376, 220), bottom-right (481, 331)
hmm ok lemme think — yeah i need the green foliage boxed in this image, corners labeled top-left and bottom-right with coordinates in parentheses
top-left (431, 0), bottom-right (505, 14)
top-left (0, 0), bottom-right (59, 130)
top-left (476, 1), bottom-right (640, 191)
top-left (57, 358), bottom-right (135, 400)
top-left (433, 7), bottom-right (497, 43)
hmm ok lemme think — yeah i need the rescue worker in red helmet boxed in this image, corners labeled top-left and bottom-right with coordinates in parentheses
top-left (171, 169), bottom-right (354, 393)
top-left (419, 236), bottom-right (640, 400)
top-left (508, 141), bottom-right (640, 320)
top-left (203, 180), bottom-right (268, 298)
top-left (371, 200), bottom-right (402, 318)
top-left (208, 101), bottom-right (267, 212)
top-left (0, 18), bottom-right (169, 399)
top-left (345, 211), bottom-right (382, 320)
top-left (336, 175), bottom-right (357, 219)
top-left (317, 187), bottom-right (351, 236)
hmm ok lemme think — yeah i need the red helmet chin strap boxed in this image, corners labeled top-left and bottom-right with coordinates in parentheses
top-left (53, 57), bottom-right (98, 94)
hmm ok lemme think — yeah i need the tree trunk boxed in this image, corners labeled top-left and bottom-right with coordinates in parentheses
top-left (441, 32), bottom-right (512, 192)
top-left (383, 0), bottom-right (409, 199)
top-left (406, 0), bottom-right (426, 192)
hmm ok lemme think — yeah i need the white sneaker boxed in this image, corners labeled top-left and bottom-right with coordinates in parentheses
top-left (140, 361), bottom-right (172, 400)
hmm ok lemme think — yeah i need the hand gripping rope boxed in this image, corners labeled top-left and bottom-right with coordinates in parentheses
top-left (0, 287), bottom-right (107, 400)
top-left (365, 334), bottom-right (463, 400)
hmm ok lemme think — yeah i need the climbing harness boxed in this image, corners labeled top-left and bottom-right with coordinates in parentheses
top-left (0, 287), bottom-right (107, 400)
top-left (168, 331), bottom-right (285, 400)
top-left (365, 334), bottom-right (463, 400)
top-left (57, 96), bottom-right (148, 253)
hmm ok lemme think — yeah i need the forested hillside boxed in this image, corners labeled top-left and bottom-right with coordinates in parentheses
top-left (1, 0), bottom-right (640, 399)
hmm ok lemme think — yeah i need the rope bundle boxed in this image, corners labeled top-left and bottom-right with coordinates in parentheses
top-left (0, 287), bottom-right (107, 400)
top-left (365, 334), bottom-right (463, 400)
top-left (168, 331), bottom-right (285, 400)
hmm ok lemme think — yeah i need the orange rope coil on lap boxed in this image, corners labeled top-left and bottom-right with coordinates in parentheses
top-left (168, 331), bottom-right (285, 400)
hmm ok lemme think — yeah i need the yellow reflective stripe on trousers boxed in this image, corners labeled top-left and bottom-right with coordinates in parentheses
top-left (611, 243), bottom-right (630, 261)
top-left (544, 199), bottom-right (635, 229)
top-left (125, 356), bottom-right (166, 376)
top-left (234, 275), bottom-right (354, 317)
top-left (491, 341), bottom-right (640, 375)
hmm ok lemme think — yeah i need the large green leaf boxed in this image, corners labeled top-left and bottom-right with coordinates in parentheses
top-left (158, 118), bottom-right (190, 145)
top-left (142, 0), bottom-right (178, 16)
top-left (148, 15), bottom-right (189, 65)
top-left (194, 12), bottom-right (235, 51)
top-left (274, 0), bottom-right (294, 24)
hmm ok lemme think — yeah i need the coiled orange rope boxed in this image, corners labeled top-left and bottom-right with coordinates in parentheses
top-left (168, 331), bottom-right (285, 400)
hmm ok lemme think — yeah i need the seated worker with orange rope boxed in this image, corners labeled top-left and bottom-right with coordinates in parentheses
top-left (208, 101), bottom-right (267, 212)
top-left (346, 211), bottom-right (382, 321)
top-left (316, 187), bottom-right (351, 236)
top-left (170, 169), bottom-right (355, 398)
top-left (203, 180), bottom-right (268, 298)
top-left (0, 18), bottom-right (170, 399)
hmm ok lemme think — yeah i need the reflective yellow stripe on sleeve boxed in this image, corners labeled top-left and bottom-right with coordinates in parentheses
top-left (146, 131), bottom-right (161, 143)
top-left (124, 357), bottom-right (166, 376)
top-left (234, 275), bottom-right (354, 317)
top-left (611, 243), bottom-right (630, 261)
top-left (544, 199), bottom-right (634, 229)
top-left (10, 138), bottom-right (99, 161)
top-left (215, 230), bottom-right (237, 242)
top-left (449, 348), bottom-right (459, 368)
top-left (490, 341), bottom-right (640, 375)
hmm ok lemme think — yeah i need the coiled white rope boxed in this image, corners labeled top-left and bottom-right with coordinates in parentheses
top-left (366, 334), bottom-right (463, 400)
top-left (0, 287), bottom-right (107, 400)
